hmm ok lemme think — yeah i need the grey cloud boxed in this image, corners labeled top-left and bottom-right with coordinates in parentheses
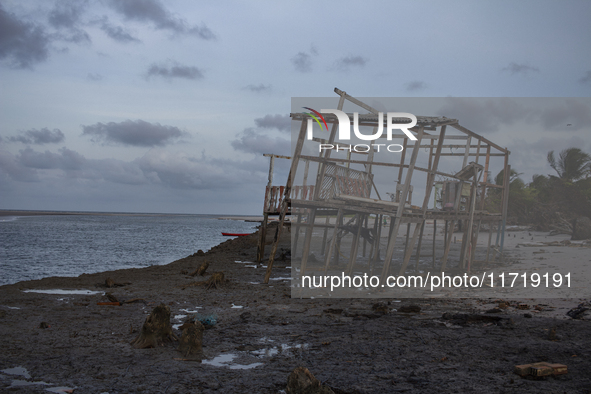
top-left (53, 29), bottom-right (91, 44)
top-left (99, 19), bottom-right (140, 43)
top-left (146, 62), bottom-right (204, 80)
top-left (0, 149), bottom-right (39, 182)
top-left (82, 119), bottom-right (186, 146)
top-left (8, 128), bottom-right (65, 145)
top-left (580, 70), bottom-right (591, 85)
top-left (539, 99), bottom-right (591, 131)
top-left (107, 0), bottom-right (215, 39)
top-left (48, 0), bottom-right (85, 29)
top-left (18, 147), bottom-right (85, 170)
top-left (1, 146), bottom-right (267, 190)
top-left (291, 52), bottom-right (312, 73)
top-left (48, 1), bottom-right (91, 44)
top-left (231, 128), bottom-right (290, 155)
top-left (334, 55), bottom-right (367, 71)
top-left (91, 158), bottom-right (146, 185)
top-left (136, 149), bottom-right (265, 190)
top-left (405, 80), bottom-right (427, 92)
top-left (244, 83), bottom-right (272, 93)
top-left (0, 3), bottom-right (51, 68)
top-left (254, 114), bottom-right (290, 132)
top-left (87, 72), bottom-right (103, 81)
top-left (502, 62), bottom-right (540, 76)
top-left (438, 98), bottom-right (534, 133)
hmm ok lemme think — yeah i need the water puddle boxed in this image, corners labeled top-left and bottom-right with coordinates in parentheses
top-left (244, 265), bottom-right (258, 268)
top-left (173, 314), bottom-right (187, 320)
top-left (202, 353), bottom-right (263, 369)
top-left (23, 289), bottom-right (103, 295)
top-left (231, 304), bottom-right (243, 309)
top-left (269, 277), bottom-right (292, 281)
top-left (251, 343), bottom-right (309, 357)
top-left (2, 366), bottom-right (31, 378)
top-left (172, 324), bottom-right (182, 330)
top-left (46, 387), bottom-right (76, 393)
top-left (7, 306), bottom-right (21, 310)
top-left (9, 379), bottom-right (50, 388)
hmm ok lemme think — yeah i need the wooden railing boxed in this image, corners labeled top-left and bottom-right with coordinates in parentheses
top-left (264, 185), bottom-right (315, 214)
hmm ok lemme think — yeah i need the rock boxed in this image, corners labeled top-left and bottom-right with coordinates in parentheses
top-left (286, 367), bottom-right (334, 394)
top-left (572, 217), bottom-right (591, 240)
top-left (566, 303), bottom-right (589, 319)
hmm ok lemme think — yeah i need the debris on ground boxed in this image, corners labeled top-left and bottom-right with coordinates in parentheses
top-left (514, 362), bottom-right (567, 377)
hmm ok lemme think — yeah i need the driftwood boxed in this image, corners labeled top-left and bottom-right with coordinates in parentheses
top-left (178, 321), bottom-right (205, 359)
top-left (190, 261), bottom-right (209, 277)
top-left (131, 304), bottom-right (177, 349)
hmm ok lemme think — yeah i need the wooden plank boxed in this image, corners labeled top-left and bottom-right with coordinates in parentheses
top-left (450, 123), bottom-right (508, 153)
top-left (438, 153), bottom-right (505, 157)
top-left (263, 153), bottom-right (291, 160)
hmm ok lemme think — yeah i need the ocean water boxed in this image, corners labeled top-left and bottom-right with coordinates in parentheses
top-left (0, 214), bottom-right (258, 287)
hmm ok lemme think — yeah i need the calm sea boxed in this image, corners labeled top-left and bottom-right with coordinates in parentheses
top-left (0, 214), bottom-right (258, 286)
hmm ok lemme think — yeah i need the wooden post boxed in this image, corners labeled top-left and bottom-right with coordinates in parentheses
top-left (264, 121), bottom-right (307, 283)
top-left (257, 155), bottom-right (276, 263)
top-left (380, 127), bottom-right (424, 283)
top-left (500, 163), bottom-right (511, 254)
top-left (398, 125), bottom-right (446, 275)
top-left (414, 220), bottom-right (425, 269)
top-left (346, 214), bottom-right (364, 275)
top-left (432, 219), bottom-right (437, 269)
top-left (323, 209), bottom-right (343, 272)
top-left (440, 220), bottom-right (456, 272)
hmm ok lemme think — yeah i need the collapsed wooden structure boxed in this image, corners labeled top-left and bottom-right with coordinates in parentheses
top-left (260, 88), bottom-right (510, 285)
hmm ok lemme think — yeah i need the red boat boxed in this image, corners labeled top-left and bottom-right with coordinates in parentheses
top-left (221, 232), bottom-right (250, 236)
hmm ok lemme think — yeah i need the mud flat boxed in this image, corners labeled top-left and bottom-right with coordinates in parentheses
top-left (1, 225), bottom-right (590, 393)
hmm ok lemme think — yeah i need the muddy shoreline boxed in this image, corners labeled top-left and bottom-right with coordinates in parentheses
top-left (1, 227), bottom-right (590, 393)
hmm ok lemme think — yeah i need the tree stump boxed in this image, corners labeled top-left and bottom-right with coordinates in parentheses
top-left (286, 367), bottom-right (334, 394)
top-left (205, 272), bottom-right (225, 289)
top-left (178, 321), bottom-right (205, 359)
top-left (131, 304), bottom-right (177, 349)
top-left (190, 261), bottom-right (209, 277)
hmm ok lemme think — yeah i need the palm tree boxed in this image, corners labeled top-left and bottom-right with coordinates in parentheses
top-left (547, 148), bottom-right (591, 182)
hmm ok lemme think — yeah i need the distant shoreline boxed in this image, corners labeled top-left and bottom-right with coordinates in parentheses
top-left (0, 210), bottom-right (258, 218)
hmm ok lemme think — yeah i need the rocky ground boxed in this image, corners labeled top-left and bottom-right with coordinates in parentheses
top-left (1, 225), bottom-right (590, 393)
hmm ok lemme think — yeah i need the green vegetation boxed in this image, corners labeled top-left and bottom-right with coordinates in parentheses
top-left (487, 148), bottom-right (591, 230)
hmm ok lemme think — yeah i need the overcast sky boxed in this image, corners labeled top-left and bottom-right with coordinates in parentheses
top-left (1, 0), bottom-right (590, 214)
